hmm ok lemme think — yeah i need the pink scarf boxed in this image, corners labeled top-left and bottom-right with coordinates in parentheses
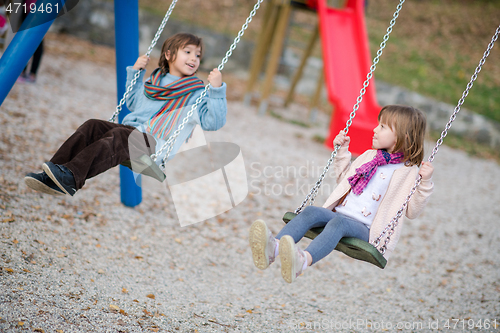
top-left (348, 150), bottom-right (404, 195)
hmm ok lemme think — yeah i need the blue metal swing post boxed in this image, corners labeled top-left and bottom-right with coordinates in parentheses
top-left (0, 0), bottom-right (66, 105)
top-left (114, 0), bottom-right (142, 207)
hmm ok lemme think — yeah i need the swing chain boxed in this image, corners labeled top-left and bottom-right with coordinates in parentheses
top-left (217, 0), bottom-right (263, 72)
top-left (151, 85), bottom-right (209, 168)
top-left (294, 145), bottom-right (339, 214)
top-left (344, 0), bottom-right (404, 135)
top-left (146, 0), bottom-right (178, 57)
top-left (108, 70), bottom-right (142, 123)
top-left (108, 0), bottom-right (179, 123)
top-left (373, 24), bottom-right (500, 254)
top-left (151, 0), bottom-right (265, 170)
top-left (294, 0), bottom-right (406, 214)
top-left (372, 175), bottom-right (422, 253)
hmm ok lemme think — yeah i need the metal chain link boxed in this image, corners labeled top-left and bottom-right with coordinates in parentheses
top-left (151, 0), bottom-right (265, 170)
top-left (108, 0), bottom-right (179, 122)
top-left (373, 25), bottom-right (500, 254)
top-left (294, 0), bottom-right (406, 214)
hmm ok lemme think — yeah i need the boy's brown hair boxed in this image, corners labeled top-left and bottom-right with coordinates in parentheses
top-left (158, 33), bottom-right (204, 75)
top-left (378, 105), bottom-right (427, 166)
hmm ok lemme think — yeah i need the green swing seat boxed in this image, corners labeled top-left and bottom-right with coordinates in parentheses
top-left (123, 154), bottom-right (166, 182)
top-left (283, 211), bottom-right (387, 269)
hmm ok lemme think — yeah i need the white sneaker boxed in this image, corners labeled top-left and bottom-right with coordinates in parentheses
top-left (249, 219), bottom-right (277, 270)
top-left (279, 235), bottom-right (306, 283)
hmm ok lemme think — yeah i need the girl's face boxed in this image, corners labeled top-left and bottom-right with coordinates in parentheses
top-left (166, 44), bottom-right (201, 77)
top-left (372, 121), bottom-right (397, 153)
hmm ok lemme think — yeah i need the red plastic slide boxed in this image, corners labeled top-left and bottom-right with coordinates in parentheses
top-left (315, 0), bottom-right (381, 155)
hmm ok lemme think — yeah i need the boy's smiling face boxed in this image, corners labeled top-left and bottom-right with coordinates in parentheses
top-left (166, 44), bottom-right (201, 77)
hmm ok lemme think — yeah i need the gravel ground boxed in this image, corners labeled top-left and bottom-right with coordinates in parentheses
top-left (1, 41), bottom-right (499, 333)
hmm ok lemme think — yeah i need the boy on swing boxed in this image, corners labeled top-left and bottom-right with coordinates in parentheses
top-left (25, 33), bottom-right (227, 196)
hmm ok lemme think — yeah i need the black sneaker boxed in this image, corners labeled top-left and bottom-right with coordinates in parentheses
top-left (42, 162), bottom-right (77, 196)
top-left (24, 172), bottom-right (65, 196)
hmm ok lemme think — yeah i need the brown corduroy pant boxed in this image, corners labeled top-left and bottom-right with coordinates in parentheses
top-left (50, 119), bottom-right (156, 190)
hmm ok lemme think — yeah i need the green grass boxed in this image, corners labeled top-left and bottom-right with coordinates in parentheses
top-left (429, 131), bottom-right (500, 164)
top-left (365, 0), bottom-right (500, 123)
top-left (269, 110), bottom-right (311, 128)
top-left (139, 0), bottom-right (500, 124)
top-left (312, 134), bottom-right (325, 144)
top-left (370, 35), bottom-right (500, 123)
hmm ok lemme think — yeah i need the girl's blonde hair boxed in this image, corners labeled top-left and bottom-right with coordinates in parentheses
top-left (378, 105), bottom-right (426, 166)
top-left (158, 33), bottom-right (204, 75)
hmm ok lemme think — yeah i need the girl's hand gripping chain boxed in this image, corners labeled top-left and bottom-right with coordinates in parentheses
top-left (333, 130), bottom-right (350, 148)
top-left (419, 161), bottom-right (434, 181)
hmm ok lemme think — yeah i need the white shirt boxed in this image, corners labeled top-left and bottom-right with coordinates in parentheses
top-left (335, 163), bottom-right (403, 228)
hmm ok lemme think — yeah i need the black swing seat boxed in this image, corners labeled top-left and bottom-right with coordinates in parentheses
top-left (283, 212), bottom-right (387, 269)
top-left (122, 154), bottom-right (166, 182)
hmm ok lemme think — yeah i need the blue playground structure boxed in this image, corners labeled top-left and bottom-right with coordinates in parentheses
top-left (0, 0), bottom-right (143, 207)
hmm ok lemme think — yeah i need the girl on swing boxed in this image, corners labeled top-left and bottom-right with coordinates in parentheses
top-left (249, 105), bottom-right (434, 283)
top-left (25, 33), bottom-right (227, 196)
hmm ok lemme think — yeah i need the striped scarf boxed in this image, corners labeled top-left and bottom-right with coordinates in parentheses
top-left (144, 69), bottom-right (205, 140)
top-left (348, 150), bottom-right (404, 195)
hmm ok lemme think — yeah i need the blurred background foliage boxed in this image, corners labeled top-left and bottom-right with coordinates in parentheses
top-left (140, 0), bottom-right (499, 122)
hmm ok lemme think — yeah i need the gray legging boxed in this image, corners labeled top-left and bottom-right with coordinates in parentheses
top-left (276, 206), bottom-right (370, 265)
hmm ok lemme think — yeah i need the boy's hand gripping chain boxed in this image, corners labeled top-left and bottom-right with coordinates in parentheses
top-left (294, 0), bottom-right (406, 215)
top-left (108, 0), bottom-right (179, 123)
top-left (150, 0), bottom-right (265, 170)
top-left (373, 25), bottom-right (500, 255)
